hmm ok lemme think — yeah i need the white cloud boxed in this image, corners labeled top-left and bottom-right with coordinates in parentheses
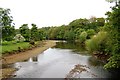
top-left (0, 0), bottom-right (114, 29)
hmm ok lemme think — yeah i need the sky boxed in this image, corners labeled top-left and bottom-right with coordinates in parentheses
top-left (0, 0), bottom-right (114, 29)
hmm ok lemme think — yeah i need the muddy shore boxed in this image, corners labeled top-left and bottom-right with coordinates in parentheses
top-left (0, 40), bottom-right (56, 79)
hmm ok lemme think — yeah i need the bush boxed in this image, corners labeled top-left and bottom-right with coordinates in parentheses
top-left (85, 31), bottom-right (107, 53)
top-left (79, 31), bottom-right (87, 43)
top-left (85, 39), bottom-right (96, 52)
top-left (86, 29), bottom-right (95, 39)
top-left (104, 54), bottom-right (120, 69)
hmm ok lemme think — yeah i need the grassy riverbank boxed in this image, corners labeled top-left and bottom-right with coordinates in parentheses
top-left (0, 42), bottom-right (30, 54)
top-left (0, 41), bottom-right (41, 56)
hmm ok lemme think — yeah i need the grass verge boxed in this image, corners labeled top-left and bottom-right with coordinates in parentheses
top-left (0, 42), bottom-right (30, 55)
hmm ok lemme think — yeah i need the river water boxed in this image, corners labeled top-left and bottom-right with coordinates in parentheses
top-left (12, 41), bottom-right (116, 78)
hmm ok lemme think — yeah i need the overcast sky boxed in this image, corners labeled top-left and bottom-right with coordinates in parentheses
top-left (0, 0), bottom-right (114, 29)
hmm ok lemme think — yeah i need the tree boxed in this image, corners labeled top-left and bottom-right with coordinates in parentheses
top-left (38, 27), bottom-right (50, 40)
top-left (46, 27), bottom-right (60, 40)
top-left (74, 28), bottom-right (85, 40)
top-left (69, 18), bottom-right (89, 30)
top-left (0, 8), bottom-right (13, 27)
top-left (19, 24), bottom-right (30, 42)
top-left (103, 0), bottom-right (120, 69)
top-left (31, 23), bottom-right (39, 41)
top-left (89, 17), bottom-right (105, 31)
top-left (66, 30), bottom-right (75, 41)
top-left (56, 25), bottom-right (66, 40)
top-left (86, 29), bottom-right (95, 39)
top-left (0, 8), bottom-right (15, 41)
top-left (38, 29), bottom-right (45, 40)
top-left (2, 26), bottom-right (15, 41)
top-left (96, 18), bottom-right (105, 27)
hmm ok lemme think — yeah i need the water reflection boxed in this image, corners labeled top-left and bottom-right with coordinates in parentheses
top-left (22, 56), bottom-right (38, 62)
top-left (28, 56), bottom-right (38, 62)
top-left (54, 42), bottom-right (89, 55)
top-left (54, 42), bottom-right (85, 51)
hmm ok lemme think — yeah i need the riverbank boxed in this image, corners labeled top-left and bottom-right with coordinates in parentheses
top-left (1, 40), bottom-right (56, 79)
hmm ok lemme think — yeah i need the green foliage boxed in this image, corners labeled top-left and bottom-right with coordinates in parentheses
top-left (50, 27), bottom-right (59, 40)
top-left (56, 26), bottom-right (66, 40)
top-left (2, 41), bottom-right (16, 45)
top-left (31, 23), bottom-right (40, 41)
top-left (103, 1), bottom-right (120, 69)
top-left (2, 41), bottom-right (9, 45)
top-left (79, 31), bottom-right (87, 43)
top-left (69, 18), bottom-right (89, 29)
top-left (89, 17), bottom-right (105, 31)
top-left (38, 29), bottom-right (46, 40)
top-left (0, 42), bottom-right (30, 54)
top-left (39, 17), bottom-right (105, 41)
top-left (95, 18), bottom-right (105, 27)
top-left (65, 30), bottom-right (75, 41)
top-left (2, 26), bottom-right (15, 41)
top-left (19, 24), bottom-right (30, 42)
top-left (85, 39), bottom-right (96, 52)
top-left (0, 8), bottom-right (15, 41)
top-left (86, 29), bottom-right (95, 39)
top-left (47, 27), bottom-right (57, 40)
top-left (0, 8), bottom-right (13, 26)
top-left (85, 31), bottom-right (107, 53)
top-left (104, 54), bottom-right (120, 69)
top-left (74, 28), bottom-right (85, 39)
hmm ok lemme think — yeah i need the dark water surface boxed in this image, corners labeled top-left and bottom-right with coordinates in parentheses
top-left (12, 41), bottom-right (116, 78)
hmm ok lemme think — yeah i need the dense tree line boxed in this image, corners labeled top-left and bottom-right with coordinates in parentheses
top-left (40, 17), bottom-right (104, 42)
top-left (0, 0), bottom-right (120, 69)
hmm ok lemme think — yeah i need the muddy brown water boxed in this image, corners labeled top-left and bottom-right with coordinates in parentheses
top-left (10, 41), bottom-right (119, 78)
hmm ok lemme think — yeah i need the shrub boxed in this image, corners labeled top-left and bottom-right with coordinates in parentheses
top-left (104, 54), bottom-right (120, 69)
top-left (85, 39), bottom-right (97, 52)
top-left (85, 31), bottom-right (107, 53)
top-left (86, 29), bottom-right (95, 39)
top-left (79, 31), bottom-right (87, 43)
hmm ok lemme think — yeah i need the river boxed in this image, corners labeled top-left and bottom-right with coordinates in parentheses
top-left (12, 41), bottom-right (117, 78)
